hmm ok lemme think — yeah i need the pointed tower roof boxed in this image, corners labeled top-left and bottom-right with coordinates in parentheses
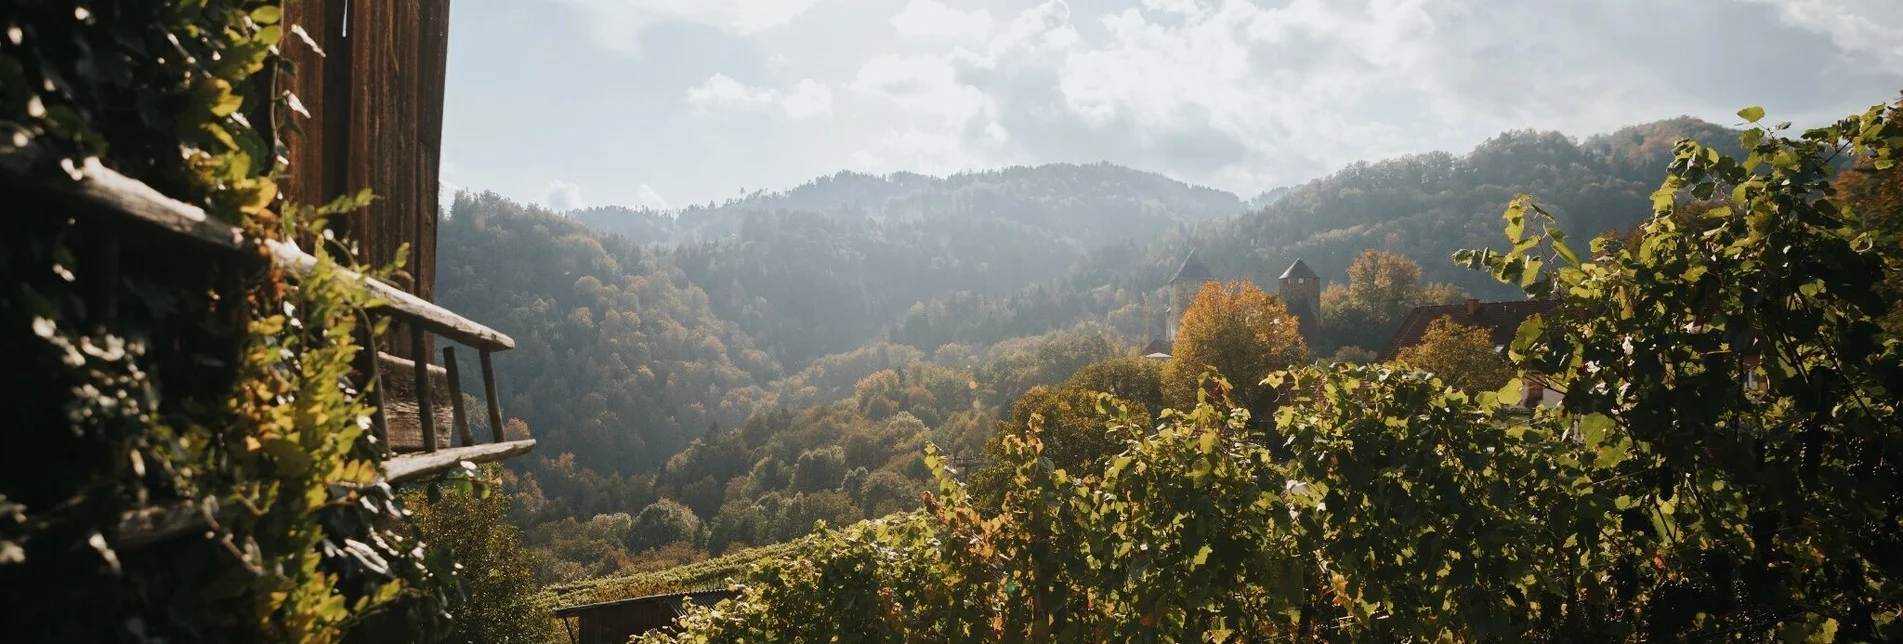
top-left (1279, 258), bottom-right (1317, 280)
top-left (1169, 251), bottom-right (1214, 284)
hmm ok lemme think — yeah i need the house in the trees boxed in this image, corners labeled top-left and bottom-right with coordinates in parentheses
top-left (1165, 250), bottom-right (1215, 343)
top-left (1278, 259), bottom-right (1323, 341)
top-left (1146, 252), bottom-right (1320, 359)
top-left (1380, 298), bottom-right (1562, 408)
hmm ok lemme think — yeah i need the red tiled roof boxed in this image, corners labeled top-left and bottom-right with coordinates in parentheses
top-left (1378, 299), bottom-right (1560, 361)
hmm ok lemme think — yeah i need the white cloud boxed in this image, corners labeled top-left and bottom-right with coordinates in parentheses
top-left (560, 0), bottom-right (837, 55)
top-left (544, 180), bottom-right (587, 212)
top-left (851, 54), bottom-right (988, 125)
top-left (474, 0), bottom-right (1903, 208)
top-left (687, 74), bottom-right (781, 112)
top-left (1742, 0), bottom-right (1903, 66)
top-left (890, 0), bottom-right (992, 40)
top-left (1141, 0), bottom-right (1208, 18)
top-left (783, 80), bottom-right (835, 119)
top-left (633, 184), bottom-right (669, 210)
top-left (687, 74), bottom-right (833, 119)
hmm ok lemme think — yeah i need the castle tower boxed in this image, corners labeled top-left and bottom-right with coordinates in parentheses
top-left (1167, 251), bottom-right (1214, 340)
top-left (1279, 258), bottom-right (1321, 339)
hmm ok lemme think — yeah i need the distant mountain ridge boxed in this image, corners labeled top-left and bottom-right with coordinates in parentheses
top-left (572, 162), bottom-right (1246, 248)
top-left (885, 117), bottom-right (1748, 349)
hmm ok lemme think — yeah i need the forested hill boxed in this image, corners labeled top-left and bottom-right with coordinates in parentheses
top-left (437, 193), bottom-right (778, 475)
top-left (442, 117), bottom-right (1742, 475)
top-left (571, 162), bottom-right (1245, 246)
top-left (438, 114), bottom-right (1761, 583)
top-left (888, 117), bottom-right (1745, 350)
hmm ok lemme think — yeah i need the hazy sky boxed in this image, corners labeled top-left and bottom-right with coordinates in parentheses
top-left (438, 0), bottom-right (1903, 212)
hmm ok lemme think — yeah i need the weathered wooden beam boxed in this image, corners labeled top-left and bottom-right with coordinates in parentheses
top-left (382, 440), bottom-right (537, 485)
top-left (119, 439), bottom-right (538, 548)
top-left (267, 241), bottom-right (515, 351)
top-left (412, 324), bottom-right (435, 453)
top-left (442, 346), bottom-right (474, 446)
top-left (480, 349), bottom-right (505, 444)
top-left (115, 500), bottom-right (221, 550)
top-left (0, 155), bottom-right (249, 249)
top-left (0, 149), bottom-right (516, 351)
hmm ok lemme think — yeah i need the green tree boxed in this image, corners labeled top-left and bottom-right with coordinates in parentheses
top-left (968, 385), bottom-right (1125, 509)
top-left (1319, 249), bottom-right (1468, 351)
top-left (1327, 345), bottom-right (1378, 364)
top-left (406, 472), bottom-right (554, 644)
top-left (1162, 280), bottom-right (1308, 417)
top-left (789, 446), bottom-right (848, 493)
top-left (1393, 317), bottom-right (1512, 393)
top-left (1064, 355), bottom-right (1166, 415)
top-left (1457, 100), bottom-right (1903, 640)
top-left (628, 500), bottom-right (702, 554)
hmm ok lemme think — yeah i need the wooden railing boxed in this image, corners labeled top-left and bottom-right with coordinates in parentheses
top-left (3, 149), bottom-right (535, 545)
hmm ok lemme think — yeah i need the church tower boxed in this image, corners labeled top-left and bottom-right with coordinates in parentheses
top-left (1167, 251), bottom-right (1214, 340)
top-left (1279, 258), bottom-right (1321, 339)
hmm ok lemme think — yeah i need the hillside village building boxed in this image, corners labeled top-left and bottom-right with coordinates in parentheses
top-left (1381, 298), bottom-right (1564, 408)
top-left (1145, 252), bottom-right (1321, 360)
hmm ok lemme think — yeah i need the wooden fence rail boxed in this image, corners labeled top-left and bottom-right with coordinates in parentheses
top-left (3, 149), bottom-right (534, 548)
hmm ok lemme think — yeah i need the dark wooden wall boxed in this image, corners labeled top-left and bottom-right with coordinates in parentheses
top-left (280, 0), bottom-right (454, 358)
top-left (280, 0), bottom-right (452, 304)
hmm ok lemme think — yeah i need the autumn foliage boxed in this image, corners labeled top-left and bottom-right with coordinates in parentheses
top-left (1162, 280), bottom-right (1308, 418)
top-left (1394, 317), bottom-right (1513, 393)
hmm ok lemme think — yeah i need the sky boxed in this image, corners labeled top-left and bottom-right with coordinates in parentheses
top-left (438, 0), bottom-right (1903, 212)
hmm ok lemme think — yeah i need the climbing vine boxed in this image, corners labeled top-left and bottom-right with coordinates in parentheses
top-left (1, 1), bottom-right (457, 642)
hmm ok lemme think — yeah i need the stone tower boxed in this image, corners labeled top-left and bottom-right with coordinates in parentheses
top-left (1167, 250), bottom-right (1214, 340)
top-left (1279, 258), bottom-right (1321, 339)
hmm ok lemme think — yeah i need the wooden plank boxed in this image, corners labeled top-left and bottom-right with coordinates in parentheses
top-left (443, 346), bottom-right (474, 446)
top-left (116, 500), bottom-right (220, 550)
top-left (0, 156), bottom-right (249, 250)
top-left (346, 0), bottom-right (435, 310)
top-left (383, 440), bottom-right (538, 485)
top-left (411, 324), bottom-right (437, 453)
top-left (378, 351), bottom-right (452, 452)
top-left (266, 238), bottom-right (516, 350)
top-left (121, 439), bottom-right (538, 548)
top-left (481, 349), bottom-right (505, 443)
top-left (416, 0), bottom-right (455, 303)
top-left (279, 0), bottom-right (335, 218)
top-left (0, 152), bottom-right (517, 351)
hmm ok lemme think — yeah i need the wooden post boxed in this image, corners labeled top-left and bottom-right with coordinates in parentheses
top-left (412, 324), bottom-right (435, 452)
top-left (358, 328), bottom-right (391, 458)
top-left (442, 346), bottom-right (474, 446)
top-left (481, 349), bottom-right (504, 443)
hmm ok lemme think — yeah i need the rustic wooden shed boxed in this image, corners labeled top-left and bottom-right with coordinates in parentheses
top-left (1, 0), bottom-right (534, 547)
top-left (554, 590), bottom-right (740, 644)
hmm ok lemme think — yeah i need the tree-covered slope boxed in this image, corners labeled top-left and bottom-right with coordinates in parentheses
top-left (437, 192), bottom-right (781, 475)
top-left (890, 118), bottom-right (1745, 350)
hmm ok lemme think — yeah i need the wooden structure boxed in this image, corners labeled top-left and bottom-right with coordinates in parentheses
top-left (1, 0), bottom-right (533, 547)
top-left (1380, 298), bottom-right (1563, 408)
top-left (280, 0), bottom-right (454, 312)
top-left (554, 590), bottom-right (738, 644)
top-left (1378, 298), bottom-right (1560, 361)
